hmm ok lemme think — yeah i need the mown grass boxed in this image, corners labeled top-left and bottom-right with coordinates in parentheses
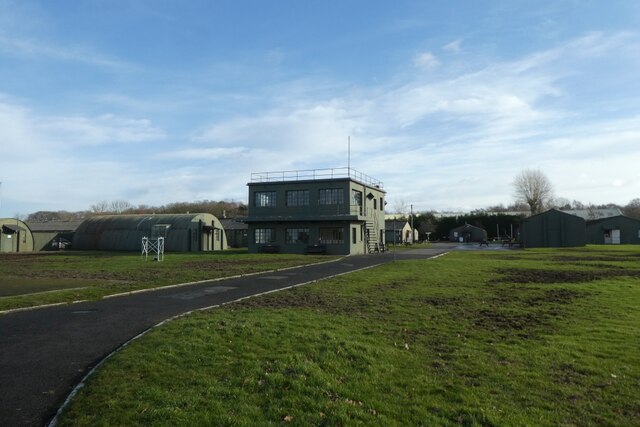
top-left (0, 250), bottom-right (334, 312)
top-left (57, 246), bottom-right (640, 426)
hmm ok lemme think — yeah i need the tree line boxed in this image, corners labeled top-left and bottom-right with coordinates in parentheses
top-left (24, 200), bottom-right (247, 222)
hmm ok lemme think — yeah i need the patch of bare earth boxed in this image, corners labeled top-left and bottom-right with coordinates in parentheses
top-left (234, 289), bottom-right (377, 316)
top-left (492, 268), bottom-right (640, 284)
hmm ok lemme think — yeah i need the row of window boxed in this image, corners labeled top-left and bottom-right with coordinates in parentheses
top-left (254, 227), bottom-right (345, 244)
top-left (255, 189), bottom-right (383, 209)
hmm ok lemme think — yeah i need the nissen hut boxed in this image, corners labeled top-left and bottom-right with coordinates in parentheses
top-left (0, 218), bottom-right (34, 252)
top-left (73, 214), bottom-right (227, 252)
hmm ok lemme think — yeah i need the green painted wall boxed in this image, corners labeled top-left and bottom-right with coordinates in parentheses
top-left (586, 215), bottom-right (640, 244)
top-left (520, 209), bottom-right (586, 248)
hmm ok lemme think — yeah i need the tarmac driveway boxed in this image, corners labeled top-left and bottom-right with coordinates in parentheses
top-left (0, 247), bottom-right (452, 426)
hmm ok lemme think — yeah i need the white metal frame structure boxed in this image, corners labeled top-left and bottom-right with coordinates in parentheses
top-left (141, 236), bottom-right (165, 261)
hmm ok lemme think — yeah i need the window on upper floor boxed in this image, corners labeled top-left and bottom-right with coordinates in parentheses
top-left (318, 188), bottom-right (344, 205)
top-left (351, 190), bottom-right (362, 206)
top-left (254, 191), bottom-right (277, 207)
top-left (286, 190), bottom-right (309, 206)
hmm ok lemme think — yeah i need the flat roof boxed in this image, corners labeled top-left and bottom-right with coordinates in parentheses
top-left (250, 167), bottom-right (383, 189)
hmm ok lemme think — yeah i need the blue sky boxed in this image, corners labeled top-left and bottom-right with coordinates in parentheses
top-left (1, 0), bottom-right (639, 216)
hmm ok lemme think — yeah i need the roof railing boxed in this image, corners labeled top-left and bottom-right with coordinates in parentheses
top-left (250, 167), bottom-right (383, 188)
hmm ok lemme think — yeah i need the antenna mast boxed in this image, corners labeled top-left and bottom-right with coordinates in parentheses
top-left (348, 136), bottom-right (351, 172)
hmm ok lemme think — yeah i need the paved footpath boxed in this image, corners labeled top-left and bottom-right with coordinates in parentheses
top-left (0, 247), bottom-right (450, 426)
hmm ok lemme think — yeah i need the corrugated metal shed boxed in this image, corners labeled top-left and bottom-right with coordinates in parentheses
top-left (27, 220), bottom-right (83, 251)
top-left (219, 218), bottom-right (248, 248)
top-left (73, 214), bottom-right (227, 252)
top-left (0, 218), bottom-right (34, 252)
top-left (586, 215), bottom-right (640, 245)
top-left (562, 208), bottom-right (623, 221)
top-left (520, 209), bottom-right (586, 248)
top-left (449, 224), bottom-right (487, 243)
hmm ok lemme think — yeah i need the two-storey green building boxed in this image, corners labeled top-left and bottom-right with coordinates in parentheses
top-left (245, 168), bottom-right (386, 255)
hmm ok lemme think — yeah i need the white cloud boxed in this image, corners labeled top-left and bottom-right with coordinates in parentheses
top-left (442, 39), bottom-right (463, 52)
top-left (413, 52), bottom-right (440, 69)
top-left (0, 33), bottom-right (137, 71)
top-left (2, 31), bottom-right (640, 215)
top-left (40, 114), bottom-right (166, 146)
top-left (159, 147), bottom-right (246, 160)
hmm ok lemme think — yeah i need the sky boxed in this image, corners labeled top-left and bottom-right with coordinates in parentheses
top-left (1, 0), bottom-right (639, 217)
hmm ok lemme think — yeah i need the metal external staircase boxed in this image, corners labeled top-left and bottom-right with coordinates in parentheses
top-left (366, 220), bottom-right (379, 253)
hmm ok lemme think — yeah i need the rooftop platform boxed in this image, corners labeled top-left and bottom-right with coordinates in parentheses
top-left (250, 167), bottom-right (383, 188)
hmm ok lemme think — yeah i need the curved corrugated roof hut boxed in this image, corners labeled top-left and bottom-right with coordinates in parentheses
top-left (0, 218), bottom-right (34, 252)
top-left (449, 224), bottom-right (487, 243)
top-left (73, 214), bottom-right (227, 252)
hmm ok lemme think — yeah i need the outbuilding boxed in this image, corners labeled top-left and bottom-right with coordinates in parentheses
top-left (586, 215), bottom-right (640, 245)
top-left (73, 214), bottom-right (227, 252)
top-left (385, 219), bottom-right (414, 244)
top-left (519, 209), bottom-right (586, 248)
top-left (220, 218), bottom-right (248, 248)
top-left (449, 224), bottom-right (487, 243)
top-left (0, 218), bottom-right (34, 252)
top-left (27, 220), bottom-right (83, 251)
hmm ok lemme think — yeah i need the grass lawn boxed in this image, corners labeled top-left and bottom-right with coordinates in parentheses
top-left (57, 246), bottom-right (640, 426)
top-left (0, 250), bottom-right (334, 312)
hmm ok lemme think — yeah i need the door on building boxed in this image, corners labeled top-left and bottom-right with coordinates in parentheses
top-left (611, 229), bottom-right (621, 244)
top-left (604, 229), bottom-right (621, 244)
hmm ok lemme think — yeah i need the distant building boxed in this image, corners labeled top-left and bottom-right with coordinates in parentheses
top-left (520, 209), bottom-right (586, 248)
top-left (0, 218), bottom-right (34, 252)
top-left (562, 207), bottom-right (623, 221)
top-left (220, 218), bottom-right (248, 248)
top-left (385, 219), bottom-right (411, 244)
top-left (27, 220), bottom-right (83, 251)
top-left (586, 215), bottom-right (640, 245)
top-left (449, 224), bottom-right (487, 243)
top-left (73, 214), bottom-right (227, 252)
top-left (244, 168), bottom-right (386, 255)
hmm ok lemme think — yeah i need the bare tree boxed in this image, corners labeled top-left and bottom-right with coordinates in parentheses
top-left (623, 198), bottom-right (640, 219)
top-left (109, 200), bottom-right (133, 214)
top-left (392, 199), bottom-right (409, 216)
top-left (513, 169), bottom-right (554, 215)
top-left (91, 200), bottom-right (110, 214)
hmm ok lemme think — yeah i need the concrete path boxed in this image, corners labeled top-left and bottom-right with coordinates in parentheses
top-left (0, 246), bottom-right (452, 426)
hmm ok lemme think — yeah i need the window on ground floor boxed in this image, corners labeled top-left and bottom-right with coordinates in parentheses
top-left (319, 227), bottom-right (344, 244)
top-left (286, 228), bottom-right (310, 244)
top-left (254, 228), bottom-right (276, 244)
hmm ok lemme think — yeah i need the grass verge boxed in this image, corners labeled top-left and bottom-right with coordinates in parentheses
top-left (0, 250), bottom-right (335, 312)
top-left (57, 246), bottom-right (640, 426)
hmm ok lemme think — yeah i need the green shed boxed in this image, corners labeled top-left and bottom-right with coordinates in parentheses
top-left (27, 220), bottom-right (82, 251)
top-left (586, 215), bottom-right (640, 245)
top-left (0, 218), bottom-right (34, 252)
top-left (520, 209), bottom-right (586, 248)
top-left (449, 224), bottom-right (487, 243)
top-left (73, 214), bottom-right (227, 252)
